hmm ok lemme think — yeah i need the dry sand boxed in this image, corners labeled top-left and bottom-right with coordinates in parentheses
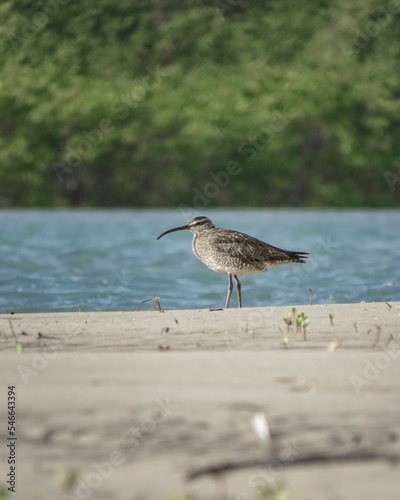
top-left (1, 301), bottom-right (400, 500)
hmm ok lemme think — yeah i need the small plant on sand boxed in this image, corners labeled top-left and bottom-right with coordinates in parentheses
top-left (280, 336), bottom-right (289, 348)
top-left (296, 312), bottom-right (309, 340)
top-left (284, 310), bottom-right (309, 340)
top-left (295, 313), bottom-right (302, 334)
top-left (153, 296), bottom-right (163, 312)
top-left (329, 313), bottom-right (334, 326)
top-left (282, 308), bottom-right (297, 334)
top-left (137, 296), bottom-right (164, 312)
top-left (6, 319), bottom-right (23, 353)
top-left (283, 313), bottom-right (293, 333)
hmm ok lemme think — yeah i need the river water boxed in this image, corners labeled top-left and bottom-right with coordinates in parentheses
top-left (0, 209), bottom-right (398, 312)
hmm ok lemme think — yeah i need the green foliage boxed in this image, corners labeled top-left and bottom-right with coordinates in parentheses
top-left (1, 0), bottom-right (400, 207)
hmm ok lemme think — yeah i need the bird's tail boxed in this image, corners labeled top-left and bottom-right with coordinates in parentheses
top-left (288, 251), bottom-right (309, 264)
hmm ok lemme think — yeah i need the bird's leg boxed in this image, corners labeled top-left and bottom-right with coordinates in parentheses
top-left (233, 274), bottom-right (242, 308)
top-left (225, 274), bottom-right (233, 308)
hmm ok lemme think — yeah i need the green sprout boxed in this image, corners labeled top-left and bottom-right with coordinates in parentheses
top-left (295, 313), bottom-right (303, 334)
top-left (137, 296), bottom-right (163, 312)
top-left (153, 296), bottom-right (162, 312)
top-left (283, 313), bottom-right (293, 333)
top-left (329, 313), bottom-right (334, 326)
top-left (295, 312), bottom-right (309, 340)
top-left (280, 337), bottom-right (289, 348)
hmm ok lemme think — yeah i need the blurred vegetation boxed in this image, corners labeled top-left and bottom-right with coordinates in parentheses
top-left (1, 0), bottom-right (400, 207)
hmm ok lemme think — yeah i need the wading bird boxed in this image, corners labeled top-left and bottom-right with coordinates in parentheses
top-left (157, 216), bottom-right (308, 308)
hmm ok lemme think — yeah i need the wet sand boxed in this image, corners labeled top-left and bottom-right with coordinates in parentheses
top-left (1, 301), bottom-right (400, 499)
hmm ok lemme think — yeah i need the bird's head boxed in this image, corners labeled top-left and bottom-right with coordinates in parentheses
top-left (157, 216), bottom-right (215, 239)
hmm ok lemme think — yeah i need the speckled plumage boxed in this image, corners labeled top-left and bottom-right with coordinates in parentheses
top-left (157, 216), bottom-right (308, 308)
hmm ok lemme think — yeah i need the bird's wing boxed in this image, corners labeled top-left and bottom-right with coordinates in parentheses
top-left (208, 229), bottom-right (294, 265)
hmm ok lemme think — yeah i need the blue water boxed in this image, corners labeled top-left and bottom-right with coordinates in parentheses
top-left (0, 209), bottom-right (398, 312)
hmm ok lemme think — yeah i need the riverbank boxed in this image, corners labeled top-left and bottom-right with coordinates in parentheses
top-left (1, 301), bottom-right (400, 499)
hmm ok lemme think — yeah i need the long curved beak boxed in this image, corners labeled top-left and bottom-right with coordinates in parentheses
top-left (157, 224), bottom-right (189, 240)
